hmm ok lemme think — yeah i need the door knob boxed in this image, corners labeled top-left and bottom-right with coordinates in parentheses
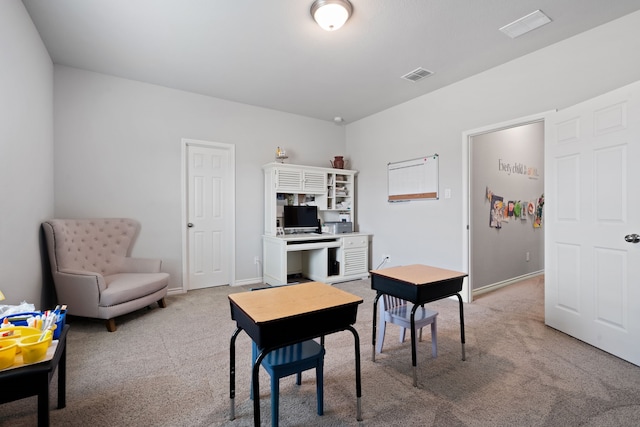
top-left (187, 223), bottom-right (194, 228)
top-left (624, 233), bottom-right (640, 243)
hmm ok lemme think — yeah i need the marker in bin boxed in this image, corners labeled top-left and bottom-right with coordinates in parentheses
top-left (23, 305), bottom-right (60, 333)
top-left (1, 305), bottom-right (67, 338)
top-left (38, 310), bottom-right (57, 341)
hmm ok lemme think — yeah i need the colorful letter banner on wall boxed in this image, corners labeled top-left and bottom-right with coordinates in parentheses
top-left (486, 186), bottom-right (543, 229)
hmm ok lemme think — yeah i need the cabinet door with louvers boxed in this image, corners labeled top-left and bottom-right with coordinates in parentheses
top-left (275, 168), bottom-right (303, 192)
top-left (343, 249), bottom-right (368, 276)
top-left (342, 235), bottom-right (368, 277)
top-left (301, 171), bottom-right (327, 194)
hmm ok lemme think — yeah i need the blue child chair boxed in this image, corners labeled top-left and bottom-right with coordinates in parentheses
top-left (251, 339), bottom-right (325, 426)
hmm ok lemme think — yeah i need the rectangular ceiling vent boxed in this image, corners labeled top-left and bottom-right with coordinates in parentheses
top-left (500, 9), bottom-right (551, 38)
top-left (401, 67), bottom-right (434, 83)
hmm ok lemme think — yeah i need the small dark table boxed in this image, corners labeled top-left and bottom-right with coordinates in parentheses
top-left (228, 282), bottom-right (363, 426)
top-left (0, 324), bottom-right (69, 427)
top-left (371, 264), bottom-right (467, 386)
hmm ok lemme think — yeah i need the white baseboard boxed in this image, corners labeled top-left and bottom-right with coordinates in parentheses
top-left (233, 277), bottom-right (263, 287)
top-left (473, 270), bottom-right (543, 297)
top-left (168, 278), bottom-right (262, 293)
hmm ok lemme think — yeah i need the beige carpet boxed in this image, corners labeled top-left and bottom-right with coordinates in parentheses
top-left (1, 275), bottom-right (640, 426)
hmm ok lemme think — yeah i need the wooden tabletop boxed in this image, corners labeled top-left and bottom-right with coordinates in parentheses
top-left (229, 282), bottom-right (363, 324)
top-left (370, 264), bottom-right (467, 285)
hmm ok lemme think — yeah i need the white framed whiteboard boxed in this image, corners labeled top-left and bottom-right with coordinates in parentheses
top-left (387, 154), bottom-right (439, 202)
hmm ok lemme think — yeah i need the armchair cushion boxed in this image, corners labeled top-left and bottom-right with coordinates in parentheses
top-left (102, 273), bottom-right (168, 306)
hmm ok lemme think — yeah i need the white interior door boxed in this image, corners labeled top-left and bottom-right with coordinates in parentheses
top-left (183, 140), bottom-right (235, 289)
top-left (545, 81), bottom-right (640, 366)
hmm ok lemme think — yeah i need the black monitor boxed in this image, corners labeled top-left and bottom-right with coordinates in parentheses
top-left (283, 205), bottom-right (319, 232)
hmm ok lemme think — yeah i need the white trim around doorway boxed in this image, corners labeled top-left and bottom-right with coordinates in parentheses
top-left (461, 111), bottom-right (553, 303)
top-left (180, 138), bottom-right (236, 293)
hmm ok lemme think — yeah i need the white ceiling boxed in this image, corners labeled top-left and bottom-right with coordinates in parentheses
top-left (22, 0), bottom-right (640, 123)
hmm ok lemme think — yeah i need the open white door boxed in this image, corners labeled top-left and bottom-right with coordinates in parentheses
top-left (545, 81), bottom-right (640, 366)
top-left (182, 139), bottom-right (235, 290)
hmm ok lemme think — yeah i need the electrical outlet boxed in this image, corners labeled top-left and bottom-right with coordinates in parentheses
top-left (526, 252), bottom-right (530, 262)
top-left (254, 256), bottom-right (260, 265)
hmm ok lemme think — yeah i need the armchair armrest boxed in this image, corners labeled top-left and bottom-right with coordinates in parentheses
top-left (54, 269), bottom-right (107, 318)
top-left (120, 257), bottom-right (162, 273)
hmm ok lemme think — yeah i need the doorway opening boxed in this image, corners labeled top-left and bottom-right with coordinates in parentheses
top-left (462, 112), bottom-right (550, 302)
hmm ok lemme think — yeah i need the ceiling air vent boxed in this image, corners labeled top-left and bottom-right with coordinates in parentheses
top-left (401, 67), bottom-right (433, 83)
top-left (500, 10), bottom-right (551, 38)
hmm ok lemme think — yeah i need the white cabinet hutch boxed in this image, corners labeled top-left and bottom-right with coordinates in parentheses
top-left (262, 162), bottom-right (369, 285)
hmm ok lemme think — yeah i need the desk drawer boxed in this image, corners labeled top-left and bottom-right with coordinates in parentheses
top-left (286, 240), bottom-right (341, 251)
top-left (231, 301), bottom-right (361, 349)
top-left (342, 235), bottom-right (368, 248)
top-left (371, 273), bottom-right (464, 302)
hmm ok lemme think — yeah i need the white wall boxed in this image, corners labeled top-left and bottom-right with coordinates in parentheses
top-left (53, 67), bottom-right (345, 289)
top-left (0, 1), bottom-right (54, 306)
top-left (347, 11), bottom-right (640, 274)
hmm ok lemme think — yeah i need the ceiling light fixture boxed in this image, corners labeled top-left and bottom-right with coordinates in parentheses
top-left (311, 0), bottom-right (353, 31)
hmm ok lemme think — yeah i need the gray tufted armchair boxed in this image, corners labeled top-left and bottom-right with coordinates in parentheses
top-left (42, 218), bottom-right (169, 331)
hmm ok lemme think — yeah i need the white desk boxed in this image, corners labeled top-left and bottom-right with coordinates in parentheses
top-left (263, 233), bottom-right (370, 285)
